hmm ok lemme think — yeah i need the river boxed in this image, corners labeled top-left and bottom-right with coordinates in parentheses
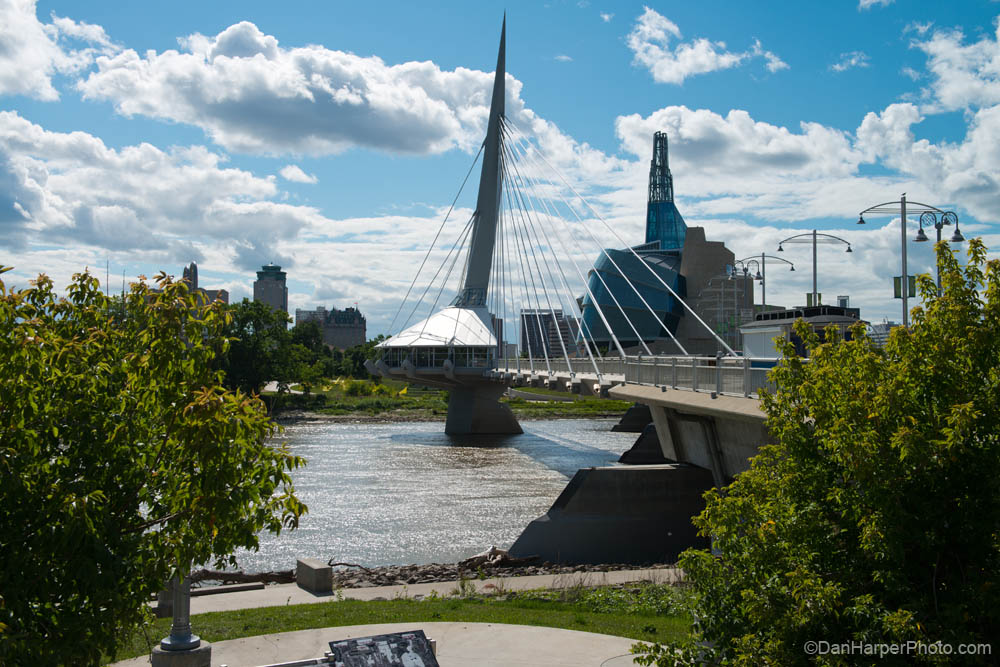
top-left (232, 418), bottom-right (636, 572)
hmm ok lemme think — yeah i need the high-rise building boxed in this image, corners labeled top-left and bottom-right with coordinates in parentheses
top-left (181, 262), bottom-right (229, 305)
top-left (253, 263), bottom-right (287, 313)
top-left (519, 309), bottom-right (582, 357)
top-left (295, 305), bottom-right (367, 350)
top-left (520, 309), bottom-right (558, 357)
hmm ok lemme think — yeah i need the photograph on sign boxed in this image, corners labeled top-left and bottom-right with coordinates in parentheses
top-left (328, 629), bottom-right (439, 667)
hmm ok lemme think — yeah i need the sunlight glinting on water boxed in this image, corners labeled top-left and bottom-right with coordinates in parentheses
top-left (233, 419), bottom-right (635, 571)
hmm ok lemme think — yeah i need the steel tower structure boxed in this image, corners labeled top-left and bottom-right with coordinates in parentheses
top-left (644, 131), bottom-right (687, 250)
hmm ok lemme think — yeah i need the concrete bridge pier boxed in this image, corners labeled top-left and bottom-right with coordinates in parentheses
top-left (446, 382), bottom-right (523, 435)
top-left (623, 386), bottom-right (767, 486)
top-left (507, 383), bottom-right (770, 564)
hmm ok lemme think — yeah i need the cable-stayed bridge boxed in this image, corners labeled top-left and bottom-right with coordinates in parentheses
top-left (363, 18), bottom-right (780, 563)
top-left (367, 18), bottom-right (767, 441)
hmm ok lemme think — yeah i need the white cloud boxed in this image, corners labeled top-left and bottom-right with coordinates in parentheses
top-left (0, 0), bottom-right (118, 100)
top-left (76, 20), bottom-right (544, 157)
top-left (0, 110), bottom-right (317, 269)
top-left (750, 39), bottom-right (789, 73)
top-left (609, 88), bottom-right (1000, 228)
top-left (279, 164), bottom-right (317, 183)
top-left (855, 103), bottom-right (1000, 221)
top-left (555, 54), bottom-right (573, 63)
top-left (831, 51), bottom-right (870, 72)
top-left (626, 7), bottom-right (786, 84)
top-left (905, 21), bottom-right (933, 36)
top-left (600, 12), bottom-right (614, 23)
top-left (858, 0), bottom-right (893, 10)
top-left (912, 21), bottom-right (1000, 111)
top-left (901, 66), bottom-right (921, 81)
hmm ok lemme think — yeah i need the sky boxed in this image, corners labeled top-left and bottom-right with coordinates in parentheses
top-left (2, 0), bottom-right (999, 338)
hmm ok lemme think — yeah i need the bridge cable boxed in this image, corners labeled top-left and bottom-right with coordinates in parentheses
top-left (504, 120), bottom-right (732, 355)
top-left (411, 214), bottom-right (475, 343)
top-left (501, 127), bottom-right (646, 359)
top-left (501, 132), bottom-right (634, 372)
top-left (502, 126), bottom-right (645, 360)
top-left (503, 150), bottom-right (552, 376)
top-left (399, 212), bottom-right (475, 336)
top-left (387, 142), bottom-right (484, 336)
top-left (498, 144), bottom-right (540, 374)
top-left (502, 153), bottom-right (563, 377)
top-left (502, 156), bottom-right (573, 378)
top-left (500, 136), bottom-right (602, 379)
top-left (504, 125), bottom-right (683, 356)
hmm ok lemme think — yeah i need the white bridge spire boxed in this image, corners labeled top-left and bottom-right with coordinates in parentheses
top-left (455, 16), bottom-right (505, 307)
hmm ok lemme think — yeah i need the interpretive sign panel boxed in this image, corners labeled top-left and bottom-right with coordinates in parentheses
top-left (328, 629), bottom-right (439, 667)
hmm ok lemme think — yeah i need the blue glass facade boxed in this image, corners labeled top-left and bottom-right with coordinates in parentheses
top-left (579, 132), bottom-right (688, 346)
top-left (645, 200), bottom-right (687, 250)
top-left (579, 248), bottom-right (685, 345)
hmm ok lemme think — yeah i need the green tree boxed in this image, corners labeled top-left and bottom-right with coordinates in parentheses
top-left (335, 334), bottom-right (387, 378)
top-left (290, 318), bottom-right (326, 355)
top-left (217, 298), bottom-right (291, 394)
top-left (636, 240), bottom-right (1000, 665)
top-left (0, 269), bottom-right (306, 665)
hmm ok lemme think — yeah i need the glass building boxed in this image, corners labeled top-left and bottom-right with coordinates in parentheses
top-left (580, 132), bottom-right (688, 347)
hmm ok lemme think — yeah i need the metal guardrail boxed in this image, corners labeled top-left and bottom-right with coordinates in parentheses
top-left (497, 355), bottom-right (777, 398)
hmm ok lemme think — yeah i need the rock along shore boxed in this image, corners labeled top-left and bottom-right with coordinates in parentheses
top-left (192, 561), bottom-right (678, 590)
top-left (328, 561), bottom-right (677, 589)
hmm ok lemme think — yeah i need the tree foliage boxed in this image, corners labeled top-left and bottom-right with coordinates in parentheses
top-left (0, 269), bottom-right (306, 665)
top-left (216, 301), bottom-right (383, 398)
top-left (216, 297), bottom-right (293, 394)
top-left (637, 239), bottom-right (1000, 665)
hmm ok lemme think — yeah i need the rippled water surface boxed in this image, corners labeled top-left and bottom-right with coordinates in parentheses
top-left (233, 419), bottom-right (634, 572)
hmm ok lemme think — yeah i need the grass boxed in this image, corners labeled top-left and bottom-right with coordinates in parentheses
top-left (109, 583), bottom-right (691, 662)
top-left (504, 396), bottom-right (633, 418)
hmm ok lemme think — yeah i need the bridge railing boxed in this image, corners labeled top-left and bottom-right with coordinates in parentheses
top-left (499, 355), bottom-right (777, 398)
top-left (623, 356), bottom-right (775, 398)
top-left (498, 357), bottom-right (626, 377)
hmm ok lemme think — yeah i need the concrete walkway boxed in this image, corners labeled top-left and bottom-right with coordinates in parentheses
top-left (112, 568), bottom-right (679, 667)
top-left (111, 622), bottom-right (642, 666)
top-left (184, 568), bottom-right (681, 614)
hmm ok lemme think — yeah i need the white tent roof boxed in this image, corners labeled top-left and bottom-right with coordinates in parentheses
top-left (378, 306), bottom-right (498, 348)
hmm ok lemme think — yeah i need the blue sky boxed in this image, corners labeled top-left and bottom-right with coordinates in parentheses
top-left (2, 0), bottom-right (999, 337)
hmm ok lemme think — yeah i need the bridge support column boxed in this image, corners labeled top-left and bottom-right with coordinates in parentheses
top-left (648, 405), bottom-right (679, 461)
top-left (446, 383), bottom-right (523, 435)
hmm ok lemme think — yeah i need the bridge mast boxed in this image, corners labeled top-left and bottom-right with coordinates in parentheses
top-left (455, 17), bottom-right (505, 308)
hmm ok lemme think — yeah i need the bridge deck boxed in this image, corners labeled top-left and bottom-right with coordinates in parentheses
top-left (374, 354), bottom-right (777, 399)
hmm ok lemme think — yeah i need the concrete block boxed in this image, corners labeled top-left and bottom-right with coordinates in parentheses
top-left (150, 642), bottom-right (211, 667)
top-left (509, 464), bottom-right (713, 564)
top-left (296, 557), bottom-right (333, 593)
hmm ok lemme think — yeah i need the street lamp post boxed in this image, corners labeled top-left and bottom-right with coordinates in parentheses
top-left (737, 253), bottom-right (795, 313)
top-left (857, 195), bottom-right (961, 326)
top-left (777, 230), bottom-right (852, 307)
top-left (731, 259), bottom-right (760, 317)
top-left (916, 210), bottom-right (963, 293)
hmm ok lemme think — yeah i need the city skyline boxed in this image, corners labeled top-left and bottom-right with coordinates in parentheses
top-left (1, 1), bottom-right (998, 337)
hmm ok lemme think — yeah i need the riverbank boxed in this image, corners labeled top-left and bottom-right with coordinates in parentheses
top-left (194, 560), bottom-right (679, 590)
top-left (264, 380), bottom-right (633, 423)
top-left (271, 409), bottom-right (630, 424)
